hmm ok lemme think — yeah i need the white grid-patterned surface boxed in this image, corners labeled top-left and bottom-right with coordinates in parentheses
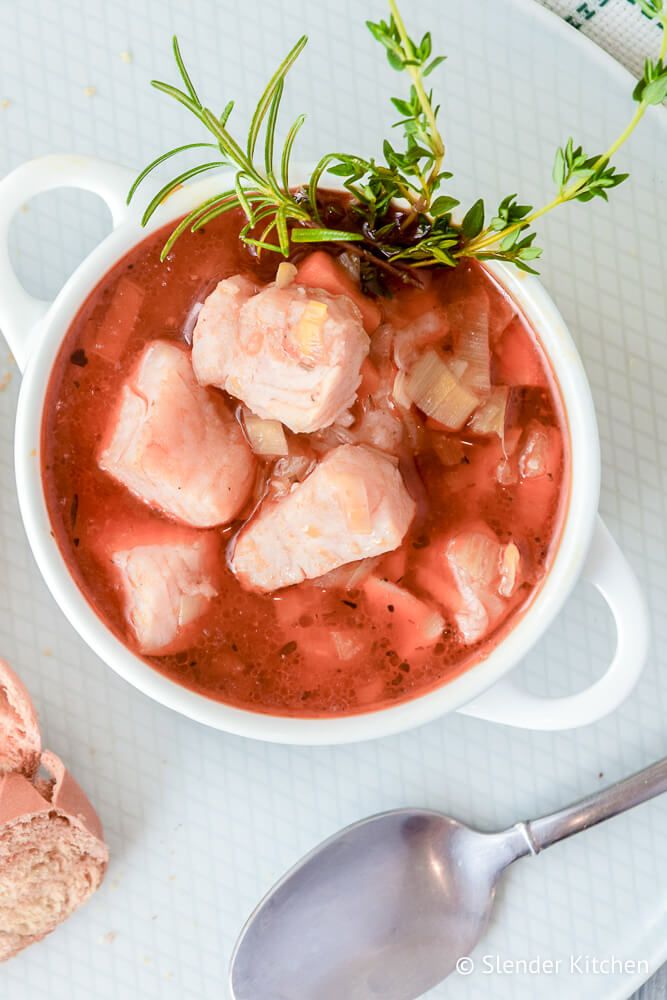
top-left (0, 1), bottom-right (666, 998)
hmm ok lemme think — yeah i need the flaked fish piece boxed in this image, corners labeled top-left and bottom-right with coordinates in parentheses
top-left (230, 444), bottom-right (415, 593)
top-left (98, 340), bottom-right (255, 527)
top-left (192, 276), bottom-right (369, 433)
top-left (111, 530), bottom-right (218, 654)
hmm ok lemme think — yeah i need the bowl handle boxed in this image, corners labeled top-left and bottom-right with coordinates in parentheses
top-left (0, 154), bottom-right (135, 372)
top-left (457, 515), bottom-right (650, 730)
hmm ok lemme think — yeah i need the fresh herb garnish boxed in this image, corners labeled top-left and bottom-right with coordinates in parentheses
top-left (127, 35), bottom-right (362, 260)
top-left (129, 0), bottom-right (667, 281)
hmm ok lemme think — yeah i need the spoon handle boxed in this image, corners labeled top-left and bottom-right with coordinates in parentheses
top-left (521, 756), bottom-right (667, 854)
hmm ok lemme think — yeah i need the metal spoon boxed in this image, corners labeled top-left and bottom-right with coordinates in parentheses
top-left (229, 756), bottom-right (667, 1000)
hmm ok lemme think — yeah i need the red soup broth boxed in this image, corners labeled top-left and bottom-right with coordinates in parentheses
top-left (42, 206), bottom-right (569, 717)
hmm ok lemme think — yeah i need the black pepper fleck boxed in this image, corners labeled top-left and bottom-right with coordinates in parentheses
top-left (70, 349), bottom-right (88, 367)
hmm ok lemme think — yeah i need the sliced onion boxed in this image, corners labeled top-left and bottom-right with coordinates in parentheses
top-left (518, 425), bottom-right (549, 479)
top-left (338, 251), bottom-right (361, 282)
top-left (331, 631), bottom-right (364, 661)
top-left (469, 386), bottom-right (509, 441)
top-left (456, 317), bottom-right (490, 393)
top-left (448, 357), bottom-right (469, 381)
top-left (404, 349), bottom-right (479, 430)
top-left (310, 424), bottom-right (356, 454)
top-left (498, 541), bottom-right (520, 597)
top-left (182, 300), bottom-right (203, 346)
top-left (270, 453), bottom-right (316, 497)
top-left (392, 369), bottom-right (412, 410)
top-left (393, 311), bottom-right (447, 370)
top-left (448, 291), bottom-right (490, 394)
top-left (356, 409), bottom-right (403, 455)
top-left (275, 261), bottom-right (297, 289)
top-left (244, 414), bottom-right (289, 456)
top-left (504, 426), bottom-right (522, 456)
top-left (311, 555), bottom-right (380, 591)
top-left (496, 458), bottom-right (517, 486)
top-left (447, 531), bottom-right (499, 589)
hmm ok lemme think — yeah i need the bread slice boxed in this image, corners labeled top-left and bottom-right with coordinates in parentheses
top-left (0, 661), bottom-right (108, 961)
top-left (0, 659), bottom-right (40, 779)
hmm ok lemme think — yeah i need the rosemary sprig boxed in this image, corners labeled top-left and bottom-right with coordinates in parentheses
top-left (128, 35), bottom-right (361, 260)
top-left (131, 0), bottom-right (667, 280)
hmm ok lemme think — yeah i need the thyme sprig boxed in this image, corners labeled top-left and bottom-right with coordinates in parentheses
top-left (130, 0), bottom-right (667, 281)
top-left (458, 1), bottom-right (667, 269)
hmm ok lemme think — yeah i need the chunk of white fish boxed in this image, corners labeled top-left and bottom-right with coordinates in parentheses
top-left (446, 529), bottom-right (519, 644)
top-left (98, 340), bottom-right (255, 527)
top-left (192, 276), bottom-right (369, 433)
top-left (230, 444), bottom-right (416, 593)
top-left (112, 533), bottom-right (218, 654)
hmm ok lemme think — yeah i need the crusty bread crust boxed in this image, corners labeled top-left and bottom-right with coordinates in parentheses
top-left (0, 659), bottom-right (41, 779)
top-left (0, 662), bottom-right (108, 961)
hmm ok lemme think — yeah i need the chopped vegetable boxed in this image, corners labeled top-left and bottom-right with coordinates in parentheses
top-left (404, 349), bottom-right (478, 430)
top-left (446, 529), bottom-right (506, 644)
top-left (275, 261), bottom-right (297, 288)
top-left (496, 458), bottom-right (517, 486)
top-left (312, 555), bottom-right (380, 590)
top-left (244, 413), bottom-right (289, 456)
top-left (362, 576), bottom-right (444, 658)
top-left (498, 542), bottom-right (520, 597)
top-left (355, 409), bottom-right (403, 455)
top-left (296, 250), bottom-right (381, 333)
top-left (469, 386), bottom-right (509, 440)
top-left (337, 251), bottom-right (361, 282)
top-left (519, 423), bottom-right (552, 478)
top-left (393, 311), bottom-right (447, 370)
top-left (83, 277), bottom-right (144, 364)
top-left (449, 292), bottom-right (491, 394)
top-left (392, 370), bottom-right (411, 410)
top-left (332, 631), bottom-right (364, 661)
top-left (448, 531), bottom-right (499, 589)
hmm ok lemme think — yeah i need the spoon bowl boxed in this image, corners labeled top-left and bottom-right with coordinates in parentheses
top-left (230, 757), bottom-right (667, 1000)
top-left (230, 810), bottom-right (526, 1000)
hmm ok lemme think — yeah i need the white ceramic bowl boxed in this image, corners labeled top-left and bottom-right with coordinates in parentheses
top-left (0, 154), bottom-right (651, 744)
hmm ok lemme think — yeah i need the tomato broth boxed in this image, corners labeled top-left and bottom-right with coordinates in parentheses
top-left (42, 202), bottom-right (568, 717)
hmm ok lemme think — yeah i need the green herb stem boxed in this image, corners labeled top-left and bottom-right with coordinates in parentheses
top-left (389, 0), bottom-right (444, 183)
top-left (461, 12), bottom-right (667, 259)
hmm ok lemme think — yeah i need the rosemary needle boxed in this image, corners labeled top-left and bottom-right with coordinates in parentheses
top-left (130, 0), bottom-right (667, 281)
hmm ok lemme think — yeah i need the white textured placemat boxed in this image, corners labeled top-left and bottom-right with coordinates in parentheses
top-left (0, 2), bottom-right (666, 999)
